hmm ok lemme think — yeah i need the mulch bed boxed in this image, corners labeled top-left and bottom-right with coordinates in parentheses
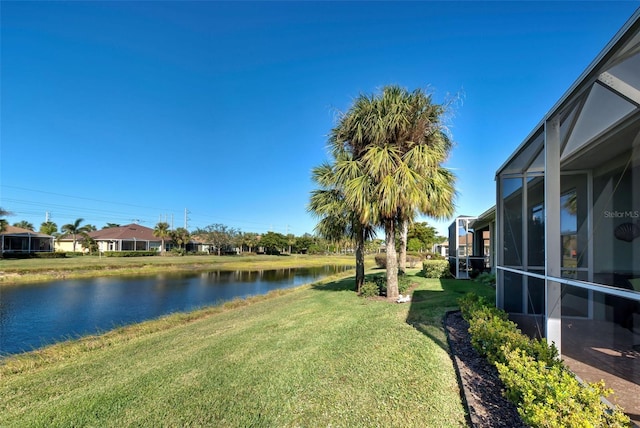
top-left (444, 311), bottom-right (527, 428)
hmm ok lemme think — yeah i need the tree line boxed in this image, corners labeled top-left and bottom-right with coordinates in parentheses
top-left (1, 210), bottom-right (441, 257)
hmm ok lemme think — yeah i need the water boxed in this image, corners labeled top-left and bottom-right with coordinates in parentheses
top-left (0, 265), bottom-right (352, 356)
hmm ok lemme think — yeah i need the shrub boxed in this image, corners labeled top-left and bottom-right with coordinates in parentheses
top-left (421, 260), bottom-right (451, 278)
top-left (359, 281), bottom-right (380, 298)
top-left (104, 251), bottom-right (157, 257)
top-left (459, 292), bottom-right (631, 427)
top-left (497, 348), bottom-right (630, 428)
top-left (34, 252), bottom-right (67, 258)
top-left (374, 253), bottom-right (386, 268)
top-left (474, 272), bottom-right (496, 287)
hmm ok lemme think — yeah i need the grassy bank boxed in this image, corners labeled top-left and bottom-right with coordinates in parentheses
top-left (0, 254), bottom-right (361, 285)
top-left (0, 271), bottom-right (495, 427)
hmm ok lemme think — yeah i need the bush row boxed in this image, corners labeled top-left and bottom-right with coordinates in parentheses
top-left (458, 293), bottom-right (631, 427)
top-left (373, 253), bottom-right (440, 269)
top-left (103, 251), bottom-right (157, 257)
top-left (1, 252), bottom-right (69, 259)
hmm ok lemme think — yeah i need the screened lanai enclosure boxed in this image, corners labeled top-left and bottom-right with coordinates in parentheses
top-left (496, 10), bottom-right (640, 415)
top-left (447, 215), bottom-right (493, 279)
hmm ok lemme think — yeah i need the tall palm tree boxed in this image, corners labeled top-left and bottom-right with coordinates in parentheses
top-left (61, 218), bottom-right (91, 252)
top-left (309, 161), bottom-right (375, 293)
top-left (153, 222), bottom-right (171, 254)
top-left (329, 85), bottom-right (456, 298)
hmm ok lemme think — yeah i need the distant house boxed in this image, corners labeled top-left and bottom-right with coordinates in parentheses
top-left (55, 224), bottom-right (164, 252)
top-left (1, 226), bottom-right (54, 255)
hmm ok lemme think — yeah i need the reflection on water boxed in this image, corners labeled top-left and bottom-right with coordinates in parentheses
top-left (0, 265), bottom-right (351, 356)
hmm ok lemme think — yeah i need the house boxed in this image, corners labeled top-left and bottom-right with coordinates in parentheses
top-left (494, 9), bottom-right (640, 417)
top-left (55, 224), bottom-right (164, 252)
top-left (1, 225), bottom-right (54, 256)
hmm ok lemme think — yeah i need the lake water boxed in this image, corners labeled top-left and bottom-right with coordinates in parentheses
top-left (0, 265), bottom-right (352, 356)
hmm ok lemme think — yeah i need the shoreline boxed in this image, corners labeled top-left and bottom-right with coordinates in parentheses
top-left (0, 254), bottom-right (360, 286)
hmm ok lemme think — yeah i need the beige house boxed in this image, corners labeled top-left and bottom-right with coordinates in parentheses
top-left (56, 224), bottom-right (164, 252)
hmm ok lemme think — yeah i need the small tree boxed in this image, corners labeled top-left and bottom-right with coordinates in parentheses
top-left (0, 208), bottom-right (13, 233)
top-left (81, 234), bottom-right (98, 254)
top-left (153, 222), bottom-right (171, 254)
top-left (13, 220), bottom-right (34, 231)
top-left (40, 221), bottom-right (58, 235)
top-left (170, 227), bottom-right (190, 254)
top-left (259, 231), bottom-right (287, 255)
top-left (203, 224), bottom-right (239, 256)
top-left (61, 218), bottom-right (91, 252)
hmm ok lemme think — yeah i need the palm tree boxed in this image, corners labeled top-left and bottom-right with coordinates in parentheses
top-left (40, 221), bottom-right (58, 235)
top-left (170, 227), bottom-right (190, 254)
top-left (329, 85), bottom-right (456, 298)
top-left (1, 208), bottom-right (13, 233)
top-left (61, 218), bottom-right (91, 252)
top-left (153, 222), bottom-right (171, 254)
top-left (309, 159), bottom-right (376, 293)
top-left (13, 220), bottom-right (34, 231)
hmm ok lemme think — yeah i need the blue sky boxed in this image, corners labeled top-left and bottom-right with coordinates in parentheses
top-left (1, 1), bottom-right (638, 237)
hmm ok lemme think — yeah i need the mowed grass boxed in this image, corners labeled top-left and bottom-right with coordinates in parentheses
top-left (0, 271), bottom-right (495, 427)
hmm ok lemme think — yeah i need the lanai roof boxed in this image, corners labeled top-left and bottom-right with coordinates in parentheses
top-left (1, 225), bottom-right (53, 238)
top-left (497, 9), bottom-right (640, 176)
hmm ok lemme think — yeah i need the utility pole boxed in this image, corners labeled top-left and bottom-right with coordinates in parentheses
top-left (184, 208), bottom-right (190, 230)
top-left (45, 211), bottom-right (50, 223)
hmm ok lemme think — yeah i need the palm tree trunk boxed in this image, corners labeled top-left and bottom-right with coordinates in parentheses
top-left (355, 223), bottom-right (365, 294)
top-left (384, 219), bottom-right (399, 299)
top-left (399, 219), bottom-right (408, 274)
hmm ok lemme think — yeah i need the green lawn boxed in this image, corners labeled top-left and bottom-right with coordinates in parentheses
top-left (0, 271), bottom-right (495, 427)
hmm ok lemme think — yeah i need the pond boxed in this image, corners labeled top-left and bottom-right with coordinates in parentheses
top-left (0, 265), bottom-right (352, 356)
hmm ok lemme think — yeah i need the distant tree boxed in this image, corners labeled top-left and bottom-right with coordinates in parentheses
top-left (153, 222), bottom-right (171, 254)
top-left (104, 223), bottom-right (121, 229)
top-left (84, 224), bottom-right (97, 232)
top-left (406, 222), bottom-right (440, 252)
top-left (61, 218), bottom-right (92, 252)
top-left (40, 221), bottom-right (58, 235)
top-left (81, 235), bottom-right (98, 254)
top-left (170, 227), bottom-right (190, 253)
top-left (13, 220), bottom-right (34, 231)
top-left (259, 231), bottom-right (287, 255)
top-left (0, 207), bottom-right (13, 234)
top-left (241, 232), bottom-right (260, 253)
top-left (294, 234), bottom-right (315, 254)
top-left (203, 224), bottom-right (239, 256)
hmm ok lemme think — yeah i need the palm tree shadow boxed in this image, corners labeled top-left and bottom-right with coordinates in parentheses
top-left (310, 277), bottom-right (356, 292)
top-left (310, 271), bottom-right (386, 293)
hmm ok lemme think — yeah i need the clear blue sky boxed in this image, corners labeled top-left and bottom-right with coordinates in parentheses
top-left (1, 1), bottom-right (638, 237)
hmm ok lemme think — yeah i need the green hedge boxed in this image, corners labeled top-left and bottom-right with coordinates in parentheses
top-left (103, 251), bottom-right (157, 257)
top-left (421, 259), bottom-right (451, 278)
top-left (1, 252), bottom-right (67, 259)
top-left (458, 293), bottom-right (631, 427)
